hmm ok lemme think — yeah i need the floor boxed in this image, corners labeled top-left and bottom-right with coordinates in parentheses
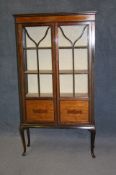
top-left (0, 129), bottom-right (116, 175)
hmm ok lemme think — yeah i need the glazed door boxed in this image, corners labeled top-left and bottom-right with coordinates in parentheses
top-left (57, 23), bottom-right (91, 124)
top-left (22, 24), bottom-right (56, 123)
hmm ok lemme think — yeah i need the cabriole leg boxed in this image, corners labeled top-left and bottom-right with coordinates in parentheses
top-left (19, 127), bottom-right (26, 156)
top-left (89, 129), bottom-right (96, 158)
top-left (26, 128), bottom-right (30, 147)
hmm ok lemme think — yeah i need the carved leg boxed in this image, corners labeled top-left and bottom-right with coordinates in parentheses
top-left (19, 127), bottom-right (26, 156)
top-left (89, 129), bottom-right (96, 158)
top-left (26, 128), bottom-right (30, 147)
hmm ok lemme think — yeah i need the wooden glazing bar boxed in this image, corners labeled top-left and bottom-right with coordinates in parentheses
top-left (36, 47), bottom-right (40, 96)
top-left (72, 47), bottom-right (75, 97)
top-left (24, 47), bottom-right (52, 50)
top-left (59, 46), bottom-right (87, 49)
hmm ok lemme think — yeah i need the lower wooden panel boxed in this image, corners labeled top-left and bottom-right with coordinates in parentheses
top-left (25, 100), bottom-right (55, 122)
top-left (60, 100), bottom-right (89, 124)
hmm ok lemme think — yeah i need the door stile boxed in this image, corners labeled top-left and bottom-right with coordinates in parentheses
top-left (53, 23), bottom-right (60, 125)
top-left (51, 23), bottom-right (58, 124)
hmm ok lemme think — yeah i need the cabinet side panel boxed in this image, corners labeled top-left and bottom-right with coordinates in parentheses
top-left (91, 21), bottom-right (95, 123)
top-left (88, 21), bottom-right (95, 124)
top-left (15, 23), bottom-right (26, 122)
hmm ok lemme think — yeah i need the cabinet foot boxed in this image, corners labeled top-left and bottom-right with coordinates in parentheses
top-left (89, 129), bottom-right (96, 158)
top-left (22, 152), bottom-right (26, 156)
top-left (19, 127), bottom-right (26, 156)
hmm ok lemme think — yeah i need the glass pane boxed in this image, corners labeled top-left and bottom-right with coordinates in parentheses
top-left (58, 27), bottom-right (72, 46)
top-left (39, 29), bottom-right (51, 47)
top-left (58, 25), bottom-right (88, 47)
top-left (26, 50), bottom-right (37, 70)
top-left (40, 75), bottom-right (53, 96)
top-left (27, 74), bottom-right (38, 93)
top-left (75, 27), bottom-right (87, 47)
top-left (39, 49), bottom-right (52, 70)
top-left (75, 74), bottom-right (88, 94)
top-left (74, 49), bottom-right (88, 70)
top-left (60, 75), bottom-right (73, 96)
top-left (59, 49), bottom-right (72, 71)
top-left (25, 26), bottom-right (51, 47)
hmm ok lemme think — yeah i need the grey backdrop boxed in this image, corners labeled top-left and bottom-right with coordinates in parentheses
top-left (0, 0), bottom-right (116, 136)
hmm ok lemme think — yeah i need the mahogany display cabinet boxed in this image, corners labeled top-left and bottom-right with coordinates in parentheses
top-left (14, 12), bottom-right (96, 157)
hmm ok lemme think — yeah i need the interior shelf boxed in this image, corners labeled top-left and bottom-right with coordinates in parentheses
top-left (26, 93), bottom-right (53, 98)
top-left (75, 93), bottom-right (88, 98)
top-left (40, 93), bottom-right (53, 97)
top-left (60, 93), bottom-right (88, 98)
top-left (25, 70), bottom-right (88, 74)
top-left (26, 93), bottom-right (88, 98)
top-left (59, 70), bottom-right (88, 74)
top-left (24, 70), bottom-right (53, 74)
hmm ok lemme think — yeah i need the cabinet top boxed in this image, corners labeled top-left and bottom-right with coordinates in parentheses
top-left (14, 12), bottom-right (96, 23)
top-left (14, 11), bottom-right (96, 17)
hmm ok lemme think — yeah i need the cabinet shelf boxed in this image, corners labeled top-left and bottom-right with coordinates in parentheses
top-left (59, 70), bottom-right (88, 74)
top-left (75, 93), bottom-right (88, 98)
top-left (60, 93), bottom-right (88, 98)
top-left (26, 93), bottom-right (88, 98)
top-left (26, 93), bottom-right (53, 98)
top-left (24, 70), bottom-right (53, 74)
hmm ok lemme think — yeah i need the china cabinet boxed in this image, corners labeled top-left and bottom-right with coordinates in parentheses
top-left (14, 12), bottom-right (96, 157)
